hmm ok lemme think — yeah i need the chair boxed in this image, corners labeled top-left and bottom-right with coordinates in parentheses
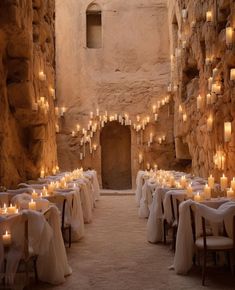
top-left (46, 195), bottom-right (73, 248)
top-left (1, 214), bottom-right (38, 287)
top-left (163, 195), bottom-right (183, 250)
top-left (195, 214), bottom-right (235, 285)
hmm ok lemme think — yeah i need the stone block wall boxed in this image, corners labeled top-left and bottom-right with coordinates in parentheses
top-left (168, 0), bottom-right (235, 180)
top-left (0, 0), bottom-right (57, 187)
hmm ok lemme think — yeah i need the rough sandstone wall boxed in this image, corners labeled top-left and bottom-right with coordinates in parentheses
top-left (0, 0), bottom-right (57, 187)
top-left (56, 0), bottom-right (180, 187)
top-left (168, 0), bottom-right (235, 180)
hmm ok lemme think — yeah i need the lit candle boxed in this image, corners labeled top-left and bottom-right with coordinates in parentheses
top-left (206, 11), bottom-right (212, 22)
top-left (208, 77), bottom-right (213, 90)
top-left (152, 105), bottom-right (157, 113)
top-left (42, 186), bottom-right (48, 196)
top-left (180, 175), bottom-right (187, 188)
top-left (231, 177), bottom-right (235, 191)
top-left (96, 108), bottom-right (99, 116)
top-left (49, 87), bottom-right (55, 99)
top-left (204, 184), bottom-right (211, 199)
top-left (80, 152), bottom-right (83, 160)
top-left (93, 144), bottom-right (97, 151)
top-left (197, 94), bottom-right (202, 110)
top-left (146, 163), bottom-right (150, 170)
top-left (136, 115), bottom-right (140, 122)
top-left (76, 124), bottom-right (80, 132)
top-left (2, 231), bottom-right (11, 246)
top-left (138, 153), bottom-right (143, 164)
top-left (32, 190), bottom-right (38, 199)
top-left (226, 27), bottom-right (234, 47)
top-left (7, 204), bottom-right (17, 214)
top-left (230, 68), bottom-right (235, 81)
top-left (227, 187), bottom-right (235, 198)
top-left (71, 131), bottom-right (76, 137)
top-left (206, 93), bottom-right (212, 105)
top-left (60, 107), bottom-right (66, 117)
top-left (183, 113), bottom-right (187, 122)
top-left (187, 183), bottom-right (193, 198)
top-left (194, 192), bottom-right (202, 202)
top-left (224, 122), bottom-right (232, 142)
top-left (208, 174), bottom-right (215, 188)
top-left (154, 164), bottom-right (158, 171)
top-left (207, 115), bottom-right (213, 132)
top-left (178, 104), bottom-right (183, 114)
top-left (158, 137), bottom-right (162, 144)
top-left (40, 169), bottom-right (45, 179)
top-left (181, 9), bottom-right (187, 21)
top-left (52, 167), bottom-right (57, 175)
top-left (29, 199), bottom-right (36, 210)
top-left (39, 71), bottom-right (46, 81)
top-left (154, 113), bottom-right (158, 121)
top-left (220, 174), bottom-right (228, 191)
top-left (150, 133), bottom-right (153, 143)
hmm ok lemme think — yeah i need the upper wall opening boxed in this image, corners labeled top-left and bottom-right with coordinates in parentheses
top-left (86, 3), bottom-right (102, 49)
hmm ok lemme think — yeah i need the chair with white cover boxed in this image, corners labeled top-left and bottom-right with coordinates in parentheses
top-left (194, 203), bottom-right (235, 285)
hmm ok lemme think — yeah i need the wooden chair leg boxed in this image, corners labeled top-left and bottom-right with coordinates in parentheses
top-left (69, 226), bottom-right (72, 248)
top-left (33, 258), bottom-right (38, 282)
top-left (163, 220), bottom-right (167, 244)
top-left (202, 251), bottom-right (207, 286)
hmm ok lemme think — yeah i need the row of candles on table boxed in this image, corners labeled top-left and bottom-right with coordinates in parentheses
top-left (1, 168), bottom-right (85, 246)
top-left (145, 170), bottom-right (235, 200)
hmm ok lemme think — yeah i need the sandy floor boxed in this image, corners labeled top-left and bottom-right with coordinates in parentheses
top-left (33, 196), bottom-right (235, 290)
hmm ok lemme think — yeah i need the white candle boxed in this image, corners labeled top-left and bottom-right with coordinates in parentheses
top-left (42, 186), bottom-right (48, 196)
top-left (2, 231), bottom-right (11, 246)
top-left (206, 11), bottom-right (212, 22)
top-left (187, 183), bottom-right (193, 198)
top-left (178, 104), bottom-right (183, 114)
top-left (80, 152), bottom-right (83, 160)
top-left (90, 111), bottom-right (93, 119)
top-left (206, 94), bottom-right (212, 105)
top-left (208, 174), bottom-right (215, 188)
top-left (197, 94), bottom-right (202, 110)
top-left (183, 113), bottom-right (187, 122)
top-left (231, 177), bottom-right (235, 191)
top-left (136, 115), bottom-right (140, 122)
top-left (154, 164), bottom-right (158, 171)
top-left (146, 163), bottom-right (150, 170)
top-left (29, 199), bottom-right (36, 210)
top-left (204, 184), bottom-right (211, 199)
top-left (7, 204), bottom-right (17, 214)
top-left (207, 115), bottom-right (213, 132)
top-left (180, 175), bottom-right (187, 188)
top-left (227, 188), bottom-right (235, 198)
top-left (96, 108), bottom-right (99, 116)
top-left (154, 113), bottom-right (158, 121)
top-left (76, 124), bottom-right (80, 132)
top-left (230, 68), bottom-right (235, 81)
top-left (150, 133), bottom-right (153, 143)
top-left (224, 122), bottom-right (232, 142)
top-left (208, 77), bottom-right (213, 91)
top-left (152, 105), bottom-right (157, 114)
top-left (194, 192), bottom-right (202, 202)
top-left (40, 169), bottom-right (45, 179)
top-left (39, 71), bottom-right (46, 81)
top-left (32, 190), bottom-right (38, 199)
top-left (220, 174), bottom-right (228, 191)
top-left (226, 27), bottom-right (234, 47)
top-left (138, 153), bottom-right (143, 164)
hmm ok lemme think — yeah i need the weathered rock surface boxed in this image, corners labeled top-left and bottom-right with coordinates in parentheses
top-left (0, 0), bottom-right (57, 187)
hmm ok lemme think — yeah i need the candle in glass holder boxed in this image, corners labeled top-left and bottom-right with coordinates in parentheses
top-left (29, 199), bottom-right (36, 210)
top-left (204, 184), bottom-right (211, 199)
top-left (194, 192), bottom-right (202, 202)
top-left (208, 174), bottom-right (215, 188)
top-left (2, 231), bottom-right (11, 246)
top-left (224, 122), bottom-right (232, 142)
top-left (220, 174), bottom-right (228, 191)
top-left (231, 177), bottom-right (235, 191)
top-left (227, 187), bottom-right (235, 198)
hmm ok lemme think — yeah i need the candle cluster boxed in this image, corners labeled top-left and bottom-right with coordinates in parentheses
top-left (0, 203), bottom-right (18, 215)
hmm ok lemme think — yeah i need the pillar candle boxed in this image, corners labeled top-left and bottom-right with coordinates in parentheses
top-left (208, 174), bottom-right (215, 188)
top-left (206, 11), bottom-right (212, 22)
top-left (40, 169), bottom-right (45, 179)
top-left (32, 190), bottom-right (38, 199)
top-left (2, 231), bottom-right (11, 246)
top-left (150, 133), bottom-right (153, 143)
top-left (224, 122), bottom-right (232, 142)
top-left (230, 68), bottom-right (235, 81)
top-left (204, 184), bottom-right (211, 199)
top-left (7, 204), bottom-right (17, 214)
top-left (206, 94), bottom-right (212, 105)
top-left (29, 199), bottom-right (36, 210)
top-left (208, 77), bottom-right (213, 91)
top-left (152, 105), bottom-right (157, 113)
top-left (197, 95), bottom-right (202, 110)
top-left (226, 27), bottom-right (234, 46)
top-left (183, 113), bottom-right (187, 122)
top-left (80, 153), bottom-right (83, 160)
top-left (220, 174), bottom-right (228, 191)
top-left (187, 183), bottom-right (193, 198)
top-left (96, 108), bottom-right (99, 116)
top-left (194, 192), bottom-right (202, 202)
top-left (154, 113), bottom-right (158, 121)
top-left (227, 188), bottom-right (235, 198)
top-left (231, 177), bottom-right (235, 191)
top-left (207, 115), bottom-right (213, 132)
top-left (146, 163), bottom-right (150, 170)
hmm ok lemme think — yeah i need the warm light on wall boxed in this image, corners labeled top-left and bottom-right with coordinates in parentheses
top-left (224, 122), bottom-right (232, 142)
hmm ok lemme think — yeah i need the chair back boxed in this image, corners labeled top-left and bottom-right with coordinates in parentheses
top-left (46, 195), bottom-right (67, 228)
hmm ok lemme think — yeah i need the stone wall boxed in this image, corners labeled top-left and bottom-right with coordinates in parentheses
top-left (56, 0), bottom-right (180, 188)
top-left (0, 0), bottom-right (57, 187)
top-left (168, 0), bottom-right (235, 180)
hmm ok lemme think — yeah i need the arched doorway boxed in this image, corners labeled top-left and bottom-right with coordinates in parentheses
top-left (100, 121), bottom-right (132, 190)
